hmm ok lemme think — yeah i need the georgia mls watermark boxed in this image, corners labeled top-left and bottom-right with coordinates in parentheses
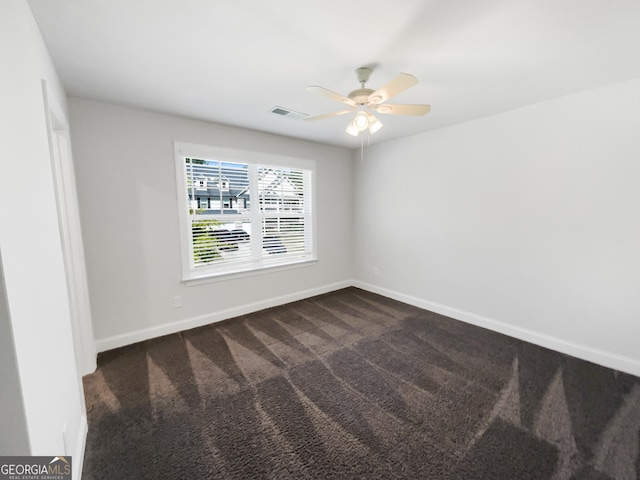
top-left (0, 456), bottom-right (71, 480)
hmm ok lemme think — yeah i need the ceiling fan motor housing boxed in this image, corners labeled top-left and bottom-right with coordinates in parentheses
top-left (348, 88), bottom-right (375, 105)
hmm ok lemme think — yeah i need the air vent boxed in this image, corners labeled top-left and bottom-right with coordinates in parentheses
top-left (270, 106), bottom-right (308, 120)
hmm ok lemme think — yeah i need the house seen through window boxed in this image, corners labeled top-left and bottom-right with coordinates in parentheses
top-left (174, 142), bottom-right (315, 281)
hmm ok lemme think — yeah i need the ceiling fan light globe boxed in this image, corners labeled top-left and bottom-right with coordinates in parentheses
top-left (354, 112), bottom-right (369, 131)
top-left (366, 112), bottom-right (383, 134)
top-left (345, 123), bottom-right (360, 136)
top-left (369, 119), bottom-right (383, 134)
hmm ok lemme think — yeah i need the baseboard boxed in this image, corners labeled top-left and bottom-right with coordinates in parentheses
top-left (73, 414), bottom-right (87, 480)
top-left (352, 280), bottom-right (640, 378)
top-left (95, 280), bottom-right (352, 352)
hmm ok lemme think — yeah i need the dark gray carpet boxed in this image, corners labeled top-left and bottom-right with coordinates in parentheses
top-left (82, 287), bottom-right (640, 479)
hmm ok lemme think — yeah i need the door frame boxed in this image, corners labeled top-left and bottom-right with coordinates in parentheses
top-left (42, 80), bottom-right (97, 376)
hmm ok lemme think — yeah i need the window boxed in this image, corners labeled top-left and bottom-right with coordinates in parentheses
top-left (174, 142), bottom-right (315, 282)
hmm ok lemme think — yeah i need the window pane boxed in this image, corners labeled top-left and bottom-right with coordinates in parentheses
top-left (262, 217), bottom-right (306, 258)
top-left (258, 166), bottom-right (305, 214)
top-left (185, 158), bottom-right (249, 215)
top-left (192, 219), bottom-right (253, 269)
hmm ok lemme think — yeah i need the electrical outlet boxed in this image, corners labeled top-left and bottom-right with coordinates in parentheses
top-left (373, 267), bottom-right (379, 276)
top-left (173, 296), bottom-right (182, 308)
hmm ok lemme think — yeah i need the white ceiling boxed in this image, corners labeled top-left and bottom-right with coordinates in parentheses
top-left (27, 0), bottom-right (640, 148)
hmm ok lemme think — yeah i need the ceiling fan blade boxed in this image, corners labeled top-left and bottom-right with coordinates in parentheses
top-left (304, 109), bottom-right (354, 121)
top-left (306, 86), bottom-right (357, 107)
top-left (367, 73), bottom-right (418, 104)
top-left (372, 103), bottom-right (431, 116)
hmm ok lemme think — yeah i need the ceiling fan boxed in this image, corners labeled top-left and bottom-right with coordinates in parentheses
top-left (305, 67), bottom-right (431, 136)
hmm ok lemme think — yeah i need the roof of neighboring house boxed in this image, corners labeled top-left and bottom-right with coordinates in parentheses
top-left (187, 162), bottom-right (249, 199)
top-left (187, 161), bottom-right (302, 199)
top-left (188, 162), bottom-right (248, 180)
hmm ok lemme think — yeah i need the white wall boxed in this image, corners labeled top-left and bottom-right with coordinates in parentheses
top-left (0, 0), bottom-right (87, 467)
top-left (0, 250), bottom-right (30, 455)
top-left (353, 79), bottom-right (640, 376)
top-left (68, 98), bottom-right (353, 349)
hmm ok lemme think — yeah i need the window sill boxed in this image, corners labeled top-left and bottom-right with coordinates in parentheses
top-left (182, 257), bottom-right (318, 286)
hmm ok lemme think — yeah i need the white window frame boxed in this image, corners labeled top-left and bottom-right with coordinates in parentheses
top-left (174, 141), bottom-right (317, 284)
